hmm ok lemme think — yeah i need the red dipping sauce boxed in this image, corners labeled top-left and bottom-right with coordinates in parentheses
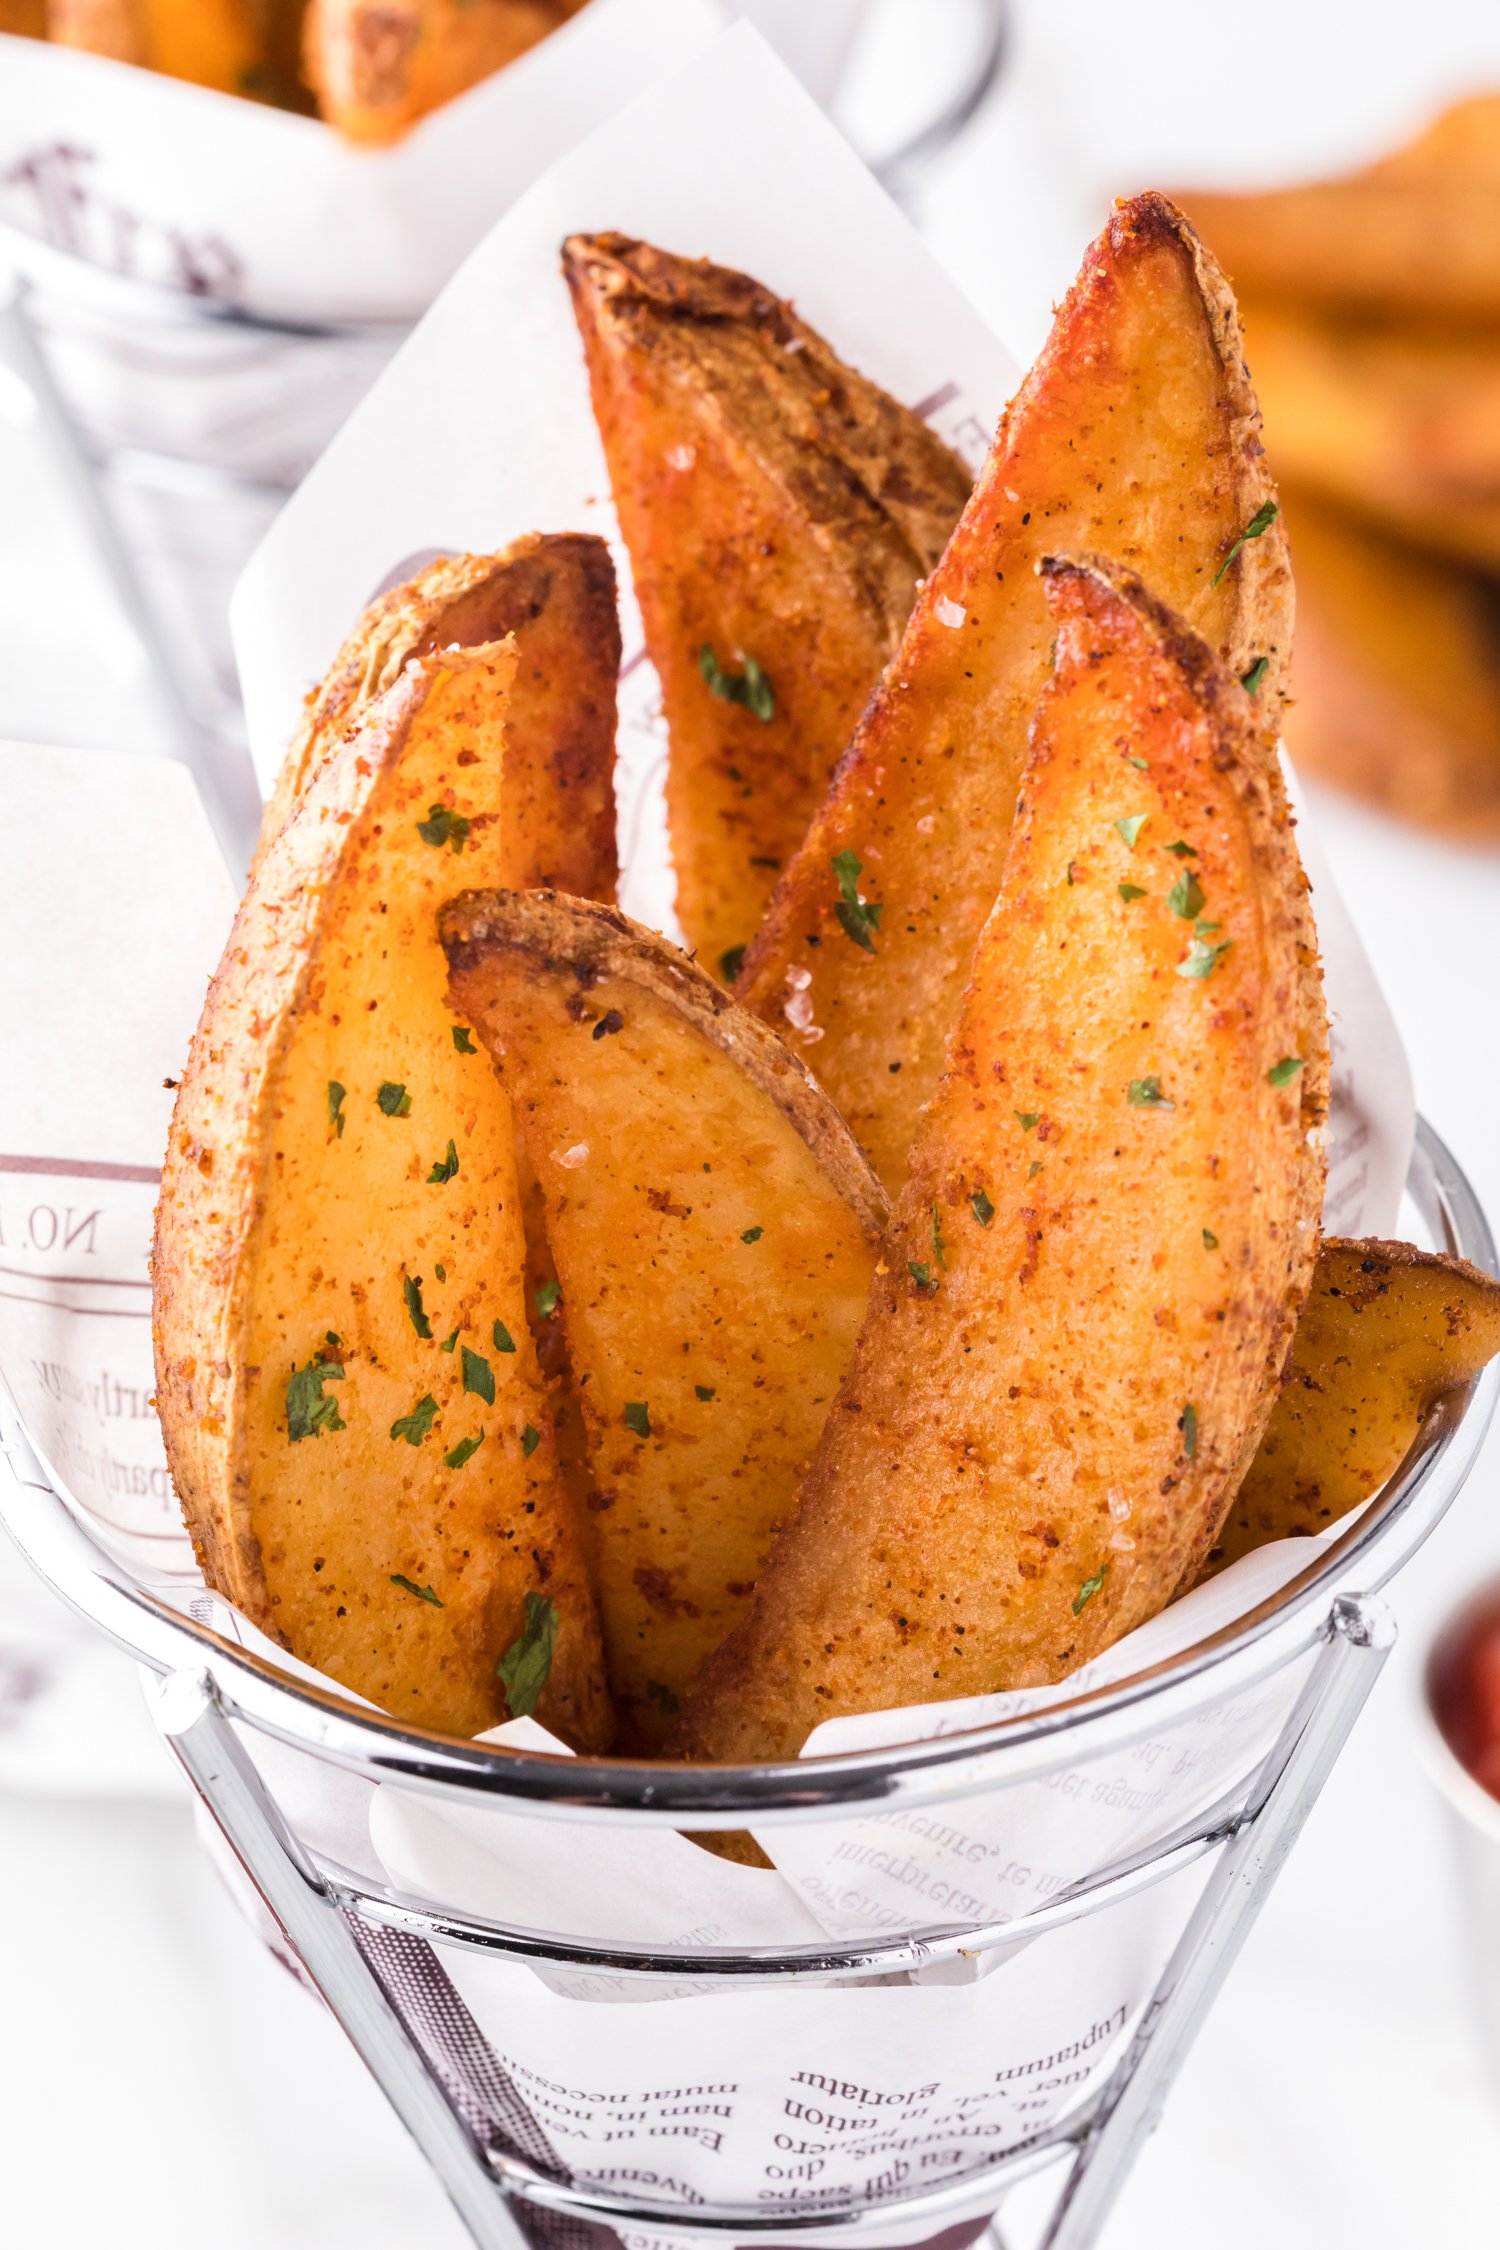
top-left (1429, 1589), bottom-right (1500, 1804)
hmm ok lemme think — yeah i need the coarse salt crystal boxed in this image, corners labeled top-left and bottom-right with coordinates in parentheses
top-left (784, 990), bottom-right (817, 1031)
top-left (916, 813), bottom-right (936, 835)
top-left (1108, 1531), bottom-right (1136, 1553)
top-left (935, 595), bottom-right (966, 630)
top-left (666, 443), bottom-right (696, 472)
top-left (785, 964), bottom-right (812, 991)
top-left (1004, 487), bottom-right (1021, 503)
top-left (555, 1143), bottom-right (590, 1169)
top-left (1108, 1489), bottom-right (1132, 1522)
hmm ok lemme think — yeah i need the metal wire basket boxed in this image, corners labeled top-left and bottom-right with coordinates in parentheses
top-left (1, 1116), bottom-right (1494, 2250)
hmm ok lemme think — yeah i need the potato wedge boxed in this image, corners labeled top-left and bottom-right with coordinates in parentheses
top-left (1279, 490), bottom-right (1500, 840)
top-left (2, 3), bottom-right (46, 36)
top-left (440, 888), bottom-right (887, 1751)
top-left (154, 644), bottom-right (611, 1746)
top-left (257, 532), bottom-right (620, 887)
top-left (47, 0), bottom-right (142, 58)
top-left (303, 0), bottom-right (564, 143)
top-left (737, 192), bottom-right (1291, 1194)
top-left (1237, 301), bottom-right (1500, 570)
top-left (1181, 96), bottom-right (1500, 321)
top-left (1204, 1240), bottom-right (1500, 1575)
top-left (564, 232), bottom-right (974, 976)
top-left (679, 556), bottom-right (1326, 1763)
top-left (49, 0), bottom-right (264, 88)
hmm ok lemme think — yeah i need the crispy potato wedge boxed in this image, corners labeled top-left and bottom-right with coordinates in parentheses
top-left (1203, 1240), bottom-right (1500, 1575)
top-left (303, 0), bottom-right (564, 143)
top-left (1238, 301), bottom-right (1500, 570)
top-left (440, 888), bottom-right (887, 1751)
top-left (47, 0), bottom-right (142, 57)
top-left (679, 557), bottom-right (1327, 1763)
top-left (1279, 490), bottom-right (1500, 839)
top-left (258, 533), bottom-right (620, 887)
top-left (737, 192), bottom-right (1291, 1194)
top-left (49, 0), bottom-right (264, 87)
top-left (1181, 96), bottom-right (1500, 321)
top-left (154, 644), bottom-right (611, 1746)
top-left (564, 232), bottom-right (973, 976)
top-left (3, 2), bottom-right (45, 36)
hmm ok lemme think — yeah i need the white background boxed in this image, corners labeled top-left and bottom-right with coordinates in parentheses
top-left (3, 1), bottom-right (1500, 2244)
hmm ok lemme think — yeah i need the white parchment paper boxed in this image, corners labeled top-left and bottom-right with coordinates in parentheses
top-left (0, 29), bottom-right (1420, 2238)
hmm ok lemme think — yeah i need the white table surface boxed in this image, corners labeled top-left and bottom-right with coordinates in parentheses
top-left (4, 2), bottom-right (1500, 2243)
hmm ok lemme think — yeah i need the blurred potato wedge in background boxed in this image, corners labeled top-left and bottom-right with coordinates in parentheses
top-left (303, 0), bottom-right (567, 143)
top-left (155, 644), bottom-right (612, 1746)
top-left (679, 557), bottom-right (1327, 1764)
top-left (565, 232), bottom-right (973, 978)
top-left (49, 0), bottom-right (270, 92)
top-left (1204, 1241), bottom-right (1500, 1575)
top-left (3, 2), bottom-right (47, 36)
top-left (441, 889), bottom-right (887, 1751)
top-left (1280, 492), bottom-right (1500, 839)
top-left (736, 191), bottom-right (1291, 1195)
top-left (259, 532), bottom-right (621, 886)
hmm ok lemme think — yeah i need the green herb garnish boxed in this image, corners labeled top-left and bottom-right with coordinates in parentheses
top-left (427, 1139), bottom-right (459, 1184)
top-left (624, 1401), bottom-right (652, 1438)
top-left (1114, 814), bottom-right (1148, 850)
top-left (1180, 1403), bottom-right (1199, 1460)
top-left (831, 849), bottom-right (883, 953)
top-left (493, 1320), bottom-right (516, 1354)
top-left (908, 1261), bottom-right (938, 1294)
top-left (1167, 869), bottom-right (1206, 920)
top-left (1241, 656), bottom-right (1270, 696)
top-left (646, 1679), bottom-right (681, 1715)
top-left (328, 1081), bottom-right (346, 1138)
top-left (286, 1358), bottom-right (345, 1442)
top-left (1212, 499), bottom-right (1278, 587)
top-left (1127, 755), bottom-right (1149, 771)
top-left (1202, 1228), bottom-right (1218, 1251)
top-left (521, 1423), bottom-right (540, 1458)
top-left (462, 1347), bottom-right (495, 1406)
top-left (1128, 1075), bottom-right (1174, 1110)
top-left (444, 1433), bottom-right (483, 1470)
top-left (1118, 882), bottom-right (1147, 903)
top-left (695, 1384), bottom-right (716, 1401)
top-left (377, 1081), bottom-right (411, 1117)
top-left (699, 643), bottom-right (775, 722)
top-left (402, 1273), bottom-right (433, 1339)
top-left (741, 1225), bottom-right (763, 1244)
top-left (972, 1188), bottom-right (995, 1228)
top-left (1177, 934), bottom-right (1231, 980)
top-left (931, 1204), bottom-right (946, 1270)
top-left (416, 802), bottom-right (471, 853)
top-left (497, 1592), bottom-right (558, 1719)
top-left (1268, 1056), bottom-right (1305, 1088)
top-left (1165, 840), bottom-right (1198, 859)
top-left (452, 1025), bottom-right (477, 1054)
top-left (1015, 1111), bottom-right (1039, 1132)
top-left (1073, 1566), bottom-right (1107, 1615)
top-left (391, 1574), bottom-right (442, 1606)
top-left (534, 1280), bottom-right (560, 1319)
top-left (440, 1327), bottom-right (460, 1353)
top-left (390, 1393), bottom-right (439, 1447)
top-left (719, 945), bottom-right (747, 982)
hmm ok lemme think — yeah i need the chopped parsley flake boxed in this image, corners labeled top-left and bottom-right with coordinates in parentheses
top-left (1202, 1228), bottom-right (1219, 1251)
top-left (1180, 1403), bottom-right (1199, 1460)
top-left (931, 1204), bottom-right (947, 1269)
top-left (1015, 1111), bottom-right (1040, 1132)
top-left (1127, 755), bottom-right (1149, 771)
top-left (534, 1280), bottom-right (560, 1319)
top-left (646, 1679), bottom-right (681, 1714)
top-left (440, 1327), bottom-right (460, 1353)
top-left (416, 802), bottom-right (471, 852)
top-left (427, 1139), bottom-right (459, 1184)
top-left (972, 1188), bottom-right (995, 1228)
top-left (286, 1358), bottom-right (345, 1442)
top-left (444, 1432), bottom-right (483, 1471)
top-left (624, 1400), bottom-right (652, 1438)
top-left (493, 1320), bottom-right (516, 1354)
top-left (1212, 499), bottom-right (1279, 588)
top-left (452, 1026), bottom-right (477, 1054)
top-left (1268, 1056), bottom-right (1305, 1088)
top-left (462, 1347), bottom-right (495, 1406)
top-left (1114, 814), bottom-right (1148, 850)
top-left (741, 1225), bottom-right (763, 1244)
top-left (1165, 840), bottom-right (1198, 859)
top-left (700, 643), bottom-right (775, 722)
top-left (435, 1264), bottom-right (445, 1282)
top-left (403, 1273), bottom-right (433, 1339)
top-left (1167, 869), bottom-right (1206, 920)
top-left (377, 1081), bottom-right (411, 1117)
top-left (1028, 1160), bottom-right (1042, 1179)
top-left (1241, 656), bottom-right (1270, 696)
top-left (832, 849), bottom-right (883, 953)
top-left (391, 1574), bottom-right (442, 1606)
top-left (327, 1081), bottom-right (346, 1138)
top-left (1073, 1566), bottom-right (1107, 1615)
top-left (719, 945), bottom-right (747, 982)
top-left (1128, 1075), bottom-right (1174, 1110)
top-left (521, 1423), bottom-right (540, 1457)
top-left (695, 1384), bottom-right (716, 1401)
top-left (497, 1591), bottom-right (558, 1719)
top-left (390, 1393), bottom-right (439, 1447)
top-left (908, 1260), bottom-right (938, 1294)
top-left (1118, 882), bottom-right (1147, 903)
top-left (1066, 860), bottom-right (1080, 886)
top-left (1177, 934), bottom-right (1231, 980)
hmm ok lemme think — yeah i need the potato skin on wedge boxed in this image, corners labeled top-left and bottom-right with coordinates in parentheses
top-left (737, 191), bottom-right (1291, 1194)
top-left (154, 646), bottom-right (611, 1746)
top-left (440, 888), bottom-right (887, 1751)
top-left (678, 557), bottom-right (1326, 1763)
top-left (1203, 1240), bottom-right (1500, 1575)
top-left (303, 0), bottom-right (565, 144)
top-left (257, 532), bottom-right (621, 886)
top-left (564, 232), bottom-right (973, 976)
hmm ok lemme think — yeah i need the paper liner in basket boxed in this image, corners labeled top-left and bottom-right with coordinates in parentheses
top-left (0, 27), bottom-right (1420, 2236)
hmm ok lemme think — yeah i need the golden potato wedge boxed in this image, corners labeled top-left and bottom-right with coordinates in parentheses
top-left (679, 556), bottom-right (1327, 1763)
top-left (2, 3), bottom-right (45, 36)
top-left (737, 192), bottom-right (1291, 1194)
top-left (49, 0), bottom-right (265, 89)
top-left (1181, 96), bottom-right (1500, 321)
top-left (1204, 1240), bottom-right (1500, 1575)
top-left (1238, 301), bottom-right (1500, 570)
top-left (154, 644), bottom-right (611, 1746)
top-left (303, 0), bottom-right (564, 143)
top-left (1279, 490), bottom-right (1500, 840)
top-left (258, 533), bottom-right (621, 888)
top-left (564, 232), bottom-right (973, 976)
top-left (439, 888), bottom-right (887, 1751)
top-left (47, 0), bottom-right (142, 58)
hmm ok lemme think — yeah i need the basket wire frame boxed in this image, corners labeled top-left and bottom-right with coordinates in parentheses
top-left (1, 1118), bottom-right (1496, 2250)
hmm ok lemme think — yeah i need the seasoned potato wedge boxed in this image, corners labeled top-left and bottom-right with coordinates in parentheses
top-left (679, 557), bottom-right (1326, 1763)
top-left (1181, 96), bottom-right (1500, 321)
top-left (303, 0), bottom-right (564, 144)
top-left (49, 0), bottom-right (264, 87)
top-left (4, 3), bottom-right (46, 36)
top-left (258, 532), bottom-right (620, 886)
top-left (564, 232), bottom-right (973, 976)
top-left (1203, 1240), bottom-right (1500, 1575)
top-left (440, 888), bottom-right (887, 1751)
top-left (737, 192), bottom-right (1291, 1194)
top-left (154, 645), bottom-right (611, 1746)
top-left (1238, 302), bottom-right (1500, 571)
top-left (1279, 491), bottom-right (1500, 840)
top-left (48, 0), bottom-right (143, 57)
